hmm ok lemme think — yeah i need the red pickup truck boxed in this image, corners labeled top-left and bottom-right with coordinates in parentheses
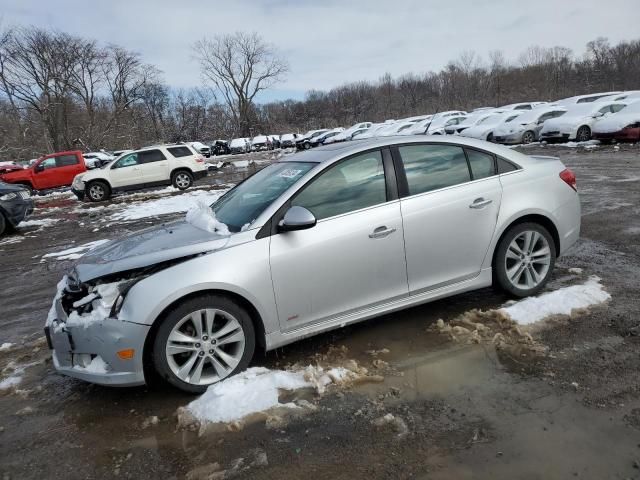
top-left (0, 151), bottom-right (87, 191)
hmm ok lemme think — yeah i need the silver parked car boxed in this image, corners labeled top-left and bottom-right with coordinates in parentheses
top-left (45, 136), bottom-right (580, 392)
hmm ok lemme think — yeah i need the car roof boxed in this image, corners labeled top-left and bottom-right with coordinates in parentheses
top-left (280, 135), bottom-right (525, 165)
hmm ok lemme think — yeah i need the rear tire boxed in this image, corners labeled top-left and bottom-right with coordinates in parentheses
top-left (87, 180), bottom-right (110, 202)
top-left (172, 170), bottom-right (193, 190)
top-left (522, 131), bottom-right (536, 144)
top-left (152, 294), bottom-right (256, 394)
top-left (576, 126), bottom-right (591, 142)
top-left (0, 213), bottom-right (6, 236)
top-left (494, 222), bottom-right (556, 298)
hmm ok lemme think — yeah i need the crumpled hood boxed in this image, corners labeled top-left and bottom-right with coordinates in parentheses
top-left (594, 113), bottom-right (640, 133)
top-left (74, 220), bottom-right (231, 282)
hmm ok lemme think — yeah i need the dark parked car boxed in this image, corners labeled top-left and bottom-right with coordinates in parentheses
top-left (211, 140), bottom-right (231, 156)
top-left (0, 181), bottom-right (33, 236)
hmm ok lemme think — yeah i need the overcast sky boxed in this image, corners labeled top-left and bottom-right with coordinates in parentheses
top-left (1, 0), bottom-right (638, 102)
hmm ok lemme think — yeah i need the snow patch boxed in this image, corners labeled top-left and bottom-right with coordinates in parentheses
top-left (0, 343), bottom-right (13, 351)
top-left (73, 356), bottom-right (109, 374)
top-left (500, 276), bottom-right (611, 325)
top-left (185, 201), bottom-right (230, 235)
top-left (0, 361), bottom-right (38, 390)
top-left (184, 365), bottom-right (358, 425)
top-left (18, 218), bottom-right (57, 229)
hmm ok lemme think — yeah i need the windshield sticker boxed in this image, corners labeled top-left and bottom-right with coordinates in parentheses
top-left (279, 169), bottom-right (304, 179)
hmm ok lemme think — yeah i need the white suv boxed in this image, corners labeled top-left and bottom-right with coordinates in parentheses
top-left (72, 145), bottom-right (207, 202)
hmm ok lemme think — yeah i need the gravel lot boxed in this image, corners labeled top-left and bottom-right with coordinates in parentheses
top-left (1, 144), bottom-right (639, 479)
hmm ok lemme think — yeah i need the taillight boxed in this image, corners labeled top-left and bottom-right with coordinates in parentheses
top-left (195, 156), bottom-right (205, 163)
top-left (559, 168), bottom-right (577, 191)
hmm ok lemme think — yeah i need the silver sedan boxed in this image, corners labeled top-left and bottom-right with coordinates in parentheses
top-left (45, 136), bottom-right (581, 392)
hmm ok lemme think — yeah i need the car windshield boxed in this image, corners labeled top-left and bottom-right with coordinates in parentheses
top-left (211, 162), bottom-right (315, 232)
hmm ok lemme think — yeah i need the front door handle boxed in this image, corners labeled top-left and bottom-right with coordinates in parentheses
top-left (369, 226), bottom-right (397, 239)
top-left (469, 198), bottom-right (492, 209)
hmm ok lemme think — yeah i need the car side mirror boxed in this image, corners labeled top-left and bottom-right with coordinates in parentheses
top-left (278, 206), bottom-right (316, 232)
top-left (34, 164), bottom-right (44, 173)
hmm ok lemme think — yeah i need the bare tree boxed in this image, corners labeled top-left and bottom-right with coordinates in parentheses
top-left (193, 32), bottom-right (288, 136)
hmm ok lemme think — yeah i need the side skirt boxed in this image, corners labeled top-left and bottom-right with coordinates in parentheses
top-left (264, 268), bottom-right (493, 351)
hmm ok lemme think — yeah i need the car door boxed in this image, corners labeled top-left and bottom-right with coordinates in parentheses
top-left (109, 152), bottom-right (143, 188)
top-left (54, 153), bottom-right (83, 186)
top-left (136, 149), bottom-right (169, 184)
top-left (534, 111), bottom-right (565, 137)
top-left (32, 157), bottom-right (59, 189)
top-left (269, 149), bottom-right (409, 332)
top-left (395, 144), bottom-right (502, 294)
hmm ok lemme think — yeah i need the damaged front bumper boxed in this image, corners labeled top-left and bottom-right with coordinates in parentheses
top-left (45, 282), bottom-right (149, 387)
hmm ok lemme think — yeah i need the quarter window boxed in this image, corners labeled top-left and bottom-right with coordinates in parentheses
top-left (497, 157), bottom-right (519, 173)
top-left (293, 150), bottom-right (386, 220)
top-left (398, 145), bottom-right (470, 195)
top-left (466, 149), bottom-right (495, 180)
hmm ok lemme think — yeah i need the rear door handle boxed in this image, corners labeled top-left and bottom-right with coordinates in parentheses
top-left (369, 226), bottom-right (396, 239)
top-left (469, 198), bottom-right (492, 209)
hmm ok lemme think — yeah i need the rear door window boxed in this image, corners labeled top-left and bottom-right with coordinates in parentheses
top-left (397, 144), bottom-right (471, 195)
top-left (138, 150), bottom-right (167, 164)
top-left (167, 146), bottom-right (193, 158)
top-left (56, 154), bottom-right (79, 167)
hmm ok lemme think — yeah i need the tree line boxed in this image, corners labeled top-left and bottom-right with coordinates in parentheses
top-left (1, 25), bottom-right (639, 161)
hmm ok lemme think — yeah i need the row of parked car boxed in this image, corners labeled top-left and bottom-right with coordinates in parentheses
top-left (290, 90), bottom-right (640, 148)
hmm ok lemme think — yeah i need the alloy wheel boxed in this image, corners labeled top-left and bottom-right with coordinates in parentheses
top-left (576, 126), bottom-right (591, 142)
top-left (504, 230), bottom-right (551, 290)
top-left (165, 308), bottom-right (246, 386)
top-left (89, 184), bottom-right (105, 201)
top-left (522, 131), bottom-right (535, 144)
top-left (175, 173), bottom-right (191, 189)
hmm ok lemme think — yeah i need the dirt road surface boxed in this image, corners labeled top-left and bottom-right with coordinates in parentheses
top-left (1, 144), bottom-right (639, 479)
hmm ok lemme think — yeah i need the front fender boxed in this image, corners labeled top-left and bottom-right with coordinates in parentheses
top-left (117, 236), bottom-right (278, 335)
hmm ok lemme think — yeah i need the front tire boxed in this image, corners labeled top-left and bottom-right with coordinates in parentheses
top-left (172, 170), bottom-right (194, 190)
top-left (494, 222), bottom-right (556, 298)
top-left (87, 180), bottom-right (110, 202)
top-left (152, 295), bottom-right (256, 394)
top-left (576, 126), bottom-right (591, 142)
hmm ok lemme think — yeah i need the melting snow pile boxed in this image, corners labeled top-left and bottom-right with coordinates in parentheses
top-left (185, 201), bottom-right (230, 235)
top-left (110, 188), bottom-right (229, 221)
top-left (0, 361), bottom-right (38, 391)
top-left (19, 218), bottom-right (58, 229)
top-left (182, 365), bottom-right (357, 425)
top-left (0, 343), bottom-right (13, 351)
top-left (500, 275), bottom-right (611, 325)
top-left (42, 239), bottom-right (110, 261)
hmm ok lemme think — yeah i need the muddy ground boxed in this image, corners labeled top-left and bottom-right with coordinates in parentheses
top-left (0, 144), bottom-right (639, 479)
